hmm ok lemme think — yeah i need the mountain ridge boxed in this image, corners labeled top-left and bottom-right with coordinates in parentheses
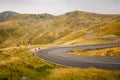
top-left (0, 10), bottom-right (120, 22)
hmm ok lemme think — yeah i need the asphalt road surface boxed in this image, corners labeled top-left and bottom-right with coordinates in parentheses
top-left (36, 42), bottom-right (120, 70)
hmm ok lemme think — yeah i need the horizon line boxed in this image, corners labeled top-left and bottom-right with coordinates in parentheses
top-left (0, 10), bottom-right (120, 16)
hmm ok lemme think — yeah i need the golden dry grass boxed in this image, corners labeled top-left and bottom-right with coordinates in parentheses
top-left (45, 68), bottom-right (120, 80)
top-left (68, 47), bottom-right (120, 57)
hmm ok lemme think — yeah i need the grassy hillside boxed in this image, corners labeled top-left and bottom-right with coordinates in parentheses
top-left (0, 47), bottom-right (120, 80)
top-left (0, 11), bottom-right (120, 48)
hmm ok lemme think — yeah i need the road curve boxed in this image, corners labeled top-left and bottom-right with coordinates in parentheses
top-left (36, 42), bottom-right (120, 70)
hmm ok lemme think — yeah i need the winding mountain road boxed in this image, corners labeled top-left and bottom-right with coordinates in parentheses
top-left (36, 42), bottom-right (120, 70)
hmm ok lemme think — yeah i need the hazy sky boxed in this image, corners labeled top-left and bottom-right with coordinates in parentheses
top-left (0, 0), bottom-right (120, 15)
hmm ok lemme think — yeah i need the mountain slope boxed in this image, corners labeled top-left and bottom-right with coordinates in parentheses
top-left (0, 11), bottom-right (18, 22)
top-left (0, 11), bottom-right (120, 48)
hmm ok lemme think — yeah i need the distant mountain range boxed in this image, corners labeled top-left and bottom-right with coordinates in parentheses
top-left (0, 11), bottom-right (120, 48)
